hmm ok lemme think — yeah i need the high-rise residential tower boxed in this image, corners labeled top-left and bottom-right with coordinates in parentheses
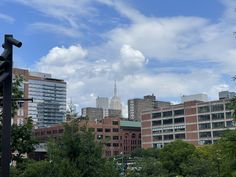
top-left (13, 68), bottom-right (66, 128)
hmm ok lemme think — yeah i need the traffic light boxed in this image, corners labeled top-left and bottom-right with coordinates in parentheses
top-left (0, 34), bottom-right (22, 177)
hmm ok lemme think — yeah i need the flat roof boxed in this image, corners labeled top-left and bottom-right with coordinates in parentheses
top-left (120, 120), bottom-right (141, 128)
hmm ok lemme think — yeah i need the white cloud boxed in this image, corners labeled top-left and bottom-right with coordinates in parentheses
top-left (32, 0), bottom-right (236, 116)
top-left (29, 22), bottom-right (80, 37)
top-left (0, 13), bottom-right (14, 23)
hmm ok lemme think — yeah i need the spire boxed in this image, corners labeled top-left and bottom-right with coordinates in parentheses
top-left (114, 80), bottom-right (117, 97)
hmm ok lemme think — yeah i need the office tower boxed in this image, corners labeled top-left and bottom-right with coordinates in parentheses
top-left (110, 81), bottom-right (122, 111)
top-left (96, 97), bottom-right (109, 109)
top-left (13, 68), bottom-right (66, 128)
top-left (128, 94), bottom-right (170, 121)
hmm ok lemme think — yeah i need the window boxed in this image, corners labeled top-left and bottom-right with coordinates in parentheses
top-left (105, 129), bottom-right (111, 132)
top-left (113, 136), bottom-right (119, 140)
top-left (113, 128), bottom-right (119, 132)
top-left (211, 104), bottom-right (224, 112)
top-left (199, 123), bottom-right (211, 130)
top-left (164, 134), bottom-right (173, 140)
top-left (198, 106), bottom-right (210, 113)
top-left (113, 143), bottom-right (119, 147)
top-left (163, 111), bottom-right (172, 117)
top-left (152, 112), bottom-right (161, 118)
top-left (153, 135), bottom-right (162, 141)
top-left (152, 128), bottom-right (162, 134)
top-left (213, 131), bottom-right (224, 137)
top-left (152, 120), bottom-right (161, 126)
top-left (97, 128), bottom-right (103, 132)
top-left (163, 128), bottom-right (173, 133)
top-left (131, 134), bottom-right (136, 139)
top-left (199, 132), bottom-right (211, 138)
top-left (212, 113), bottom-right (224, 120)
top-left (175, 134), bottom-right (185, 139)
top-left (199, 140), bottom-right (212, 145)
top-left (198, 114), bottom-right (210, 122)
top-left (174, 125), bottom-right (185, 132)
top-left (112, 121), bottom-right (119, 125)
top-left (106, 143), bottom-right (111, 147)
top-left (226, 112), bottom-right (233, 119)
top-left (174, 117), bottom-right (184, 124)
top-left (226, 121), bottom-right (236, 127)
top-left (212, 122), bottom-right (225, 129)
top-left (174, 109), bottom-right (184, 116)
top-left (163, 119), bottom-right (173, 125)
top-left (153, 143), bottom-right (162, 148)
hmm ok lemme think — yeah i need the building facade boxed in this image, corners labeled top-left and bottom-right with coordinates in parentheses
top-left (96, 97), bottom-right (109, 109)
top-left (33, 117), bottom-right (141, 158)
top-left (13, 68), bottom-right (66, 128)
top-left (141, 99), bottom-right (235, 149)
top-left (81, 107), bottom-right (122, 120)
top-left (128, 94), bottom-right (170, 121)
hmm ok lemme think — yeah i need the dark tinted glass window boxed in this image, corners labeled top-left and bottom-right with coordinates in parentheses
top-left (174, 117), bottom-right (184, 124)
top-left (152, 120), bottom-right (161, 126)
top-left (163, 119), bottom-right (173, 125)
top-left (174, 109), bottom-right (184, 116)
top-left (152, 112), bottom-right (161, 118)
top-left (198, 106), bottom-right (210, 113)
top-left (163, 111), bottom-right (172, 117)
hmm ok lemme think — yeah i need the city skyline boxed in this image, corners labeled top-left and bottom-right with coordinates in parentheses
top-left (1, 0), bottom-right (236, 115)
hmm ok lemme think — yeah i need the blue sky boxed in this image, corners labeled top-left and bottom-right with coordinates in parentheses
top-left (0, 0), bottom-right (236, 116)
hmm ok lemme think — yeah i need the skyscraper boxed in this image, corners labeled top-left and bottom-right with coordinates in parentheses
top-left (109, 81), bottom-right (122, 111)
top-left (13, 68), bottom-right (66, 128)
top-left (96, 97), bottom-right (109, 109)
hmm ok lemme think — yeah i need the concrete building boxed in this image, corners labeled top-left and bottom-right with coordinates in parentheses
top-left (81, 107), bottom-right (104, 120)
top-left (13, 68), bottom-right (66, 128)
top-left (219, 91), bottom-right (236, 100)
top-left (128, 94), bottom-right (170, 121)
top-left (81, 107), bottom-right (122, 120)
top-left (141, 97), bottom-right (235, 149)
top-left (33, 117), bottom-right (141, 158)
top-left (96, 97), bottom-right (109, 109)
top-left (181, 93), bottom-right (208, 102)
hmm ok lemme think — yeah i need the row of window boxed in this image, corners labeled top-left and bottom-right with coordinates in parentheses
top-left (152, 117), bottom-right (184, 126)
top-left (97, 128), bottom-right (119, 132)
top-left (198, 103), bottom-right (231, 113)
top-left (198, 112), bottom-right (233, 122)
top-left (199, 130), bottom-right (225, 138)
top-left (199, 121), bottom-right (236, 130)
top-left (152, 109), bottom-right (184, 118)
top-left (153, 133), bottom-right (185, 141)
top-left (152, 126), bottom-right (185, 134)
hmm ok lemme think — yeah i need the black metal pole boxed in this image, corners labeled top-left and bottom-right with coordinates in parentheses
top-left (1, 34), bottom-right (13, 177)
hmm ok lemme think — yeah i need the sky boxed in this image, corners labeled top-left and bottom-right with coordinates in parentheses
top-left (0, 0), bottom-right (236, 116)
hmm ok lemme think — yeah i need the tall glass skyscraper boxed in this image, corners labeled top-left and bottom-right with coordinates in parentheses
top-left (13, 68), bottom-right (66, 128)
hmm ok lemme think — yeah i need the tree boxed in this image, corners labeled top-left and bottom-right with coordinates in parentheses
top-left (159, 140), bottom-right (196, 176)
top-left (0, 76), bottom-right (37, 169)
top-left (11, 118), bottom-right (37, 163)
top-left (47, 120), bottom-right (119, 177)
top-left (217, 130), bottom-right (236, 177)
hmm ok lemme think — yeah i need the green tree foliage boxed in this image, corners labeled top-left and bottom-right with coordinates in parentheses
top-left (11, 118), bottom-right (37, 163)
top-left (217, 130), bottom-right (236, 177)
top-left (159, 140), bottom-right (196, 176)
top-left (20, 120), bottom-right (119, 177)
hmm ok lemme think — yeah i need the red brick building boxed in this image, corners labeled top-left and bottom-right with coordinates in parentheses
top-left (142, 99), bottom-right (235, 149)
top-left (33, 117), bottom-right (141, 157)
